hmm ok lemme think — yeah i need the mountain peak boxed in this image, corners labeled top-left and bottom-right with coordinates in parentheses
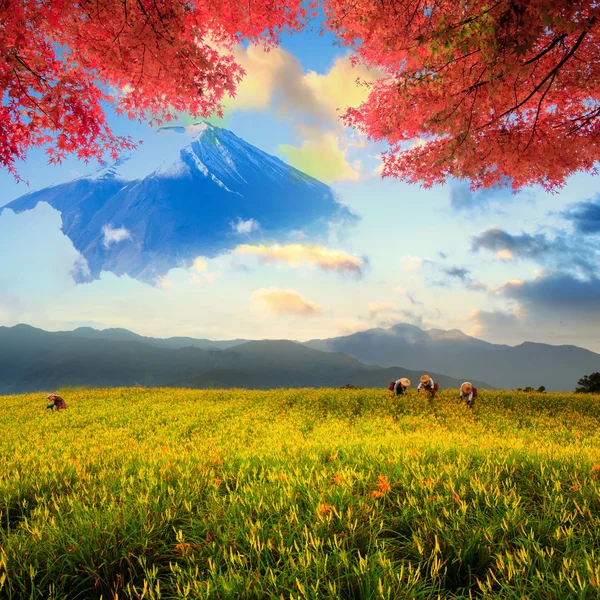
top-left (4, 123), bottom-right (354, 284)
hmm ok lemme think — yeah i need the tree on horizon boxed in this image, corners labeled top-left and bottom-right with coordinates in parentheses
top-left (575, 372), bottom-right (600, 394)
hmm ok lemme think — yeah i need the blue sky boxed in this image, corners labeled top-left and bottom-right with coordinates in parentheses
top-left (1, 24), bottom-right (600, 351)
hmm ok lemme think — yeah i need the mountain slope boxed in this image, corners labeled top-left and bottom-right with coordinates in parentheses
top-left (305, 323), bottom-right (600, 391)
top-left (0, 325), bottom-right (492, 394)
top-left (67, 326), bottom-right (244, 351)
top-left (2, 123), bottom-right (354, 283)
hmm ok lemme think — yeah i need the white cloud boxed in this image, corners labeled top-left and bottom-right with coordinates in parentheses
top-left (102, 224), bottom-right (132, 248)
top-left (71, 255), bottom-right (91, 280)
top-left (302, 55), bottom-right (381, 123)
top-left (403, 257), bottom-right (424, 271)
top-left (230, 217), bottom-right (260, 235)
top-left (496, 249), bottom-right (514, 260)
top-left (190, 272), bottom-right (214, 285)
top-left (216, 46), bottom-right (383, 185)
top-left (192, 257), bottom-right (208, 272)
top-left (233, 243), bottom-right (365, 275)
top-left (250, 287), bottom-right (323, 317)
top-left (278, 131), bottom-right (361, 183)
top-left (156, 275), bottom-right (172, 290)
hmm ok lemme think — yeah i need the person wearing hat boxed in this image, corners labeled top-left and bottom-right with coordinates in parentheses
top-left (46, 394), bottom-right (67, 411)
top-left (393, 377), bottom-right (411, 396)
top-left (417, 374), bottom-right (438, 398)
top-left (459, 382), bottom-right (477, 408)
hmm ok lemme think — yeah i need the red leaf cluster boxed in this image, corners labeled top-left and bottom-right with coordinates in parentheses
top-left (324, 0), bottom-right (600, 190)
top-left (0, 0), bottom-right (308, 179)
top-left (3, 1), bottom-right (600, 190)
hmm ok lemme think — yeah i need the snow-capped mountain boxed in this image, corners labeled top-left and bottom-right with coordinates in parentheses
top-left (2, 123), bottom-right (355, 282)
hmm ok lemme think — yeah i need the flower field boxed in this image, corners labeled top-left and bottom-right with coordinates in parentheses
top-left (1, 387), bottom-right (600, 599)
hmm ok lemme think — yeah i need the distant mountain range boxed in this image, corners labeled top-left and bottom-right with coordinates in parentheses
top-left (1, 122), bottom-right (354, 283)
top-left (66, 321), bottom-right (600, 390)
top-left (3, 322), bottom-right (597, 393)
top-left (305, 323), bottom-right (600, 391)
top-left (0, 324), bottom-right (491, 394)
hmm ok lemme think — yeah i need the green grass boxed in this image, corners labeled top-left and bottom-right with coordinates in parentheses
top-left (2, 387), bottom-right (600, 599)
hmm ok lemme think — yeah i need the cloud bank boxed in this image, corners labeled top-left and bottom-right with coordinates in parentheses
top-left (233, 243), bottom-right (365, 276)
top-left (221, 46), bottom-right (381, 183)
top-left (471, 227), bottom-right (597, 275)
top-left (562, 196), bottom-right (600, 234)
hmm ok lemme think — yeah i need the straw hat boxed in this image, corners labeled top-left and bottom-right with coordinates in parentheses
top-left (400, 377), bottom-right (411, 387)
top-left (46, 394), bottom-right (54, 399)
top-left (420, 374), bottom-right (431, 384)
top-left (462, 383), bottom-right (473, 394)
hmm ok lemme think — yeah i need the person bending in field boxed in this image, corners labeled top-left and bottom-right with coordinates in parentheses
top-left (46, 394), bottom-right (67, 411)
top-left (459, 382), bottom-right (477, 409)
top-left (393, 377), bottom-right (411, 396)
top-left (418, 375), bottom-right (438, 398)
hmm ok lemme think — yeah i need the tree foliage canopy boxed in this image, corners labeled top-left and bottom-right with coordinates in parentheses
top-left (0, 0), bottom-right (307, 178)
top-left (329, 0), bottom-right (600, 191)
top-left (2, 0), bottom-right (600, 190)
top-left (575, 372), bottom-right (600, 394)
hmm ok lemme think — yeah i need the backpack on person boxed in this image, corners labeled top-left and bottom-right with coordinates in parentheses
top-left (472, 387), bottom-right (478, 398)
top-left (388, 381), bottom-right (396, 391)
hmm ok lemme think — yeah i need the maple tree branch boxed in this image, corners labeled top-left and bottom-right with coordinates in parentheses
top-left (430, 48), bottom-right (481, 75)
top-left (507, 25), bottom-right (592, 116)
top-left (136, 0), bottom-right (170, 47)
top-left (151, 0), bottom-right (175, 43)
top-left (441, 64), bottom-right (487, 125)
top-left (109, 2), bottom-right (128, 45)
top-left (475, 19), bottom-right (596, 131)
top-left (14, 55), bottom-right (47, 87)
top-left (569, 105), bottom-right (600, 123)
top-left (328, 0), bottom-right (362, 31)
top-left (137, 45), bottom-right (146, 86)
top-left (457, 83), bottom-right (479, 147)
top-left (523, 33), bottom-right (568, 66)
top-left (524, 71), bottom-right (556, 150)
top-left (11, 68), bottom-right (60, 129)
top-left (565, 106), bottom-right (600, 136)
top-left (406, 0), bottom-right (424, 29)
